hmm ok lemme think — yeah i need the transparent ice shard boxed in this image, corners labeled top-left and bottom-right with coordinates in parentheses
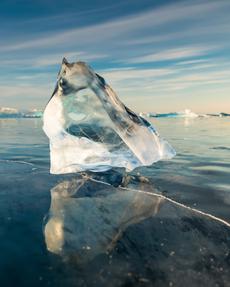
top-left (43, 59), bottom-right (176, 174)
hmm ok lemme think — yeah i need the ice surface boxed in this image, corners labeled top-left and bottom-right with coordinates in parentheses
top-left (43, 59), bottom-right (176, 174)
top-left (44, 175), bottom-right (230, 275)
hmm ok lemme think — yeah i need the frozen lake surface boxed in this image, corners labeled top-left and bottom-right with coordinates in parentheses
top-left (0, 117), bottom-right (230, 287)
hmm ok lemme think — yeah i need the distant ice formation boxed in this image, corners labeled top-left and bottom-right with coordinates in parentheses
top-left (43, 59), bottom-right (176, 174)
top-left (207, 112), bottom-right (230, 117)
top-left (0, 107), bottom-right (43, 118)
top-left (146, 109), bottom-right (199, 118)
top-left (144, 110), bottom-right (230, 118)
top-left (0, 106), bottom-right (228, 120)
top-left (0, 107), bottom-right (21, 118)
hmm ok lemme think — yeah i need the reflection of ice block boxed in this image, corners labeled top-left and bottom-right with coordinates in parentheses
top-left (43, 58), bottom-right (176, 174)
top-left (44, 177), bottom-right (163, 262)
top-left (44, 175), bottom-right (230, 273)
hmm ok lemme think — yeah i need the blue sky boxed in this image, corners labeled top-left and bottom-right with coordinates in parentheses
top-left (0, 0), bottom-right (230, 113)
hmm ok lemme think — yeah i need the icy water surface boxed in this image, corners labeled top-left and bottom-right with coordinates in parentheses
top-left (0, 117), bottom-right (230, 287)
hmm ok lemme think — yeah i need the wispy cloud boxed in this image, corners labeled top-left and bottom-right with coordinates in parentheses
top-left (175, 59), bottom-right (209, 66)
top-left (1, 0), bottom-right (229, 53)
top-left (100, 67), bottom-right (174, 82)
top-left (0, 85), bottom-right (51, 108)
top-left (98, 60), bottom-right (230, 95)
top-left (125, 46), bottom-right (214, 64)
top-left (0, 0), bottom-right (230, 112)
top-left (1, 51), bottom-right (107, 68)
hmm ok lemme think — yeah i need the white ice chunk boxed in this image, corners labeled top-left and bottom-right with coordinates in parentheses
top-left (43, 59), bottom-right (176, 174)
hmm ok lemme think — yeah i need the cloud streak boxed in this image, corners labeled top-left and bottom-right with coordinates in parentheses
top-left (0, 0), bottom-right (230, 112)
top-left (125, 46), bottom-right (215, 64)
top-left (1, 0), bottom-right (229, 53)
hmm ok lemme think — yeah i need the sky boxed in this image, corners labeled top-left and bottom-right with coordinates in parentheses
top-left (0, 0), bottom-right (230, 113)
